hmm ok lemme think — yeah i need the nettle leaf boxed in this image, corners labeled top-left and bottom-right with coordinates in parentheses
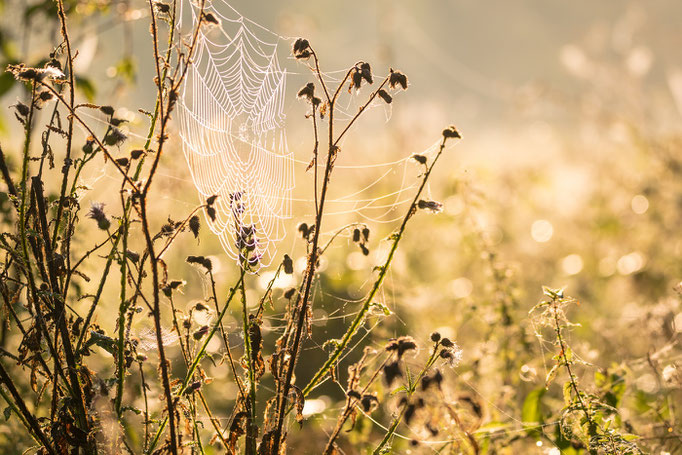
top-left (522, 387), bottom-right (546, 439)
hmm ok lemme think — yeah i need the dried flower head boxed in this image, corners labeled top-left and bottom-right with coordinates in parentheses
top-left (417, 199), bottom-right (443, 213)
top-left (189, 215), bottom-right (200, 238)
top-left (292, 38), bottom-right (311, 59)
top-left (187, 255), bottom-right (212, 272)
top-left (201, 12), bottom-right (220, 26)
top-left (378, 89), bottom-right (392, 104)
top-left (383, 361), bottom-right (402, 386)
top-left (389, 68), bottom-right (408, 90)
top-left (297, 82), bottom-right (315, 100)
top-left (87, 202), bottom-right (110, 230)
top-left (386, 336), bottom-right (418, 358)
top-left (283, 254), bottom-right (294, 274)
top-left (442, 125), bottom-right (461, 139)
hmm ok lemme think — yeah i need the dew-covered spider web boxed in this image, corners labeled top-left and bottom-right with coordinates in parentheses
top-left (176, 0), bottom-right (294, 270)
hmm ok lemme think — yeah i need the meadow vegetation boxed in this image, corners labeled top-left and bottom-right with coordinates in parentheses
top-left (0, 2), bottom-right (680, 454)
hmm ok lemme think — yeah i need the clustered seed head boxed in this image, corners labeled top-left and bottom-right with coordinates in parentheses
top-left (87, 202), bottom-right (110, 230)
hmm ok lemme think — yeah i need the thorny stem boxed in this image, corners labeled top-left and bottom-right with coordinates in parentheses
top-left (304, 135), bottom-right (452, 397)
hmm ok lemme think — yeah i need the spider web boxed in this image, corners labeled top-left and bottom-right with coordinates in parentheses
top-left (176, 0), bottom-right (294, 270)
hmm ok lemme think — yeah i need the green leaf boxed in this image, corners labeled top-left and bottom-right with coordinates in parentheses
top-left (75, 76), bottom-right (96, 102)
top-left (0, 72), bottom-right (14, 98)
top-left (522, 387), bottom-right (546, 439)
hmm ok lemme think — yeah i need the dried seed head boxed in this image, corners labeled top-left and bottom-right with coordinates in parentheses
top-left (284, 287), bottom-right (296, 300)
top-left (193, 325), bottom-right (209, 340)
top-left (383, 361), bottom-right (402, 386)
top-left (442, 125), bottom-right (461, 139)
top-left (115, 157), bottom-right (129, 167)
top-left (100, 105), bottom-right (115, 116)
top-left (206, 206), bottom-right (216, 222)
top-left (283, 254), bottom-right (294, 274)
top-left (104, 128), bottom-right (127, 147)
top-left (440, 337), bottom-right (453, 348)
top-left (187, 255), bottom-right (212, 271)
top-left (14, 101), bottom-right (29, 117)
top-left (389, 69), bottom-right (408, 90)
top-left (87, 202), bottom-right (110, 230)
top-left (38, 90), bottom-right (53, 102)
top-left (201, 12), bottom-right (220, 26)
top-left (153, 1), bottom-right (170, 13)
top-left (361, 227), bottom-right (370, 242)
top-left (360, 394), bottom-right (379, 413)
top-left (359, 62), bottom-right (373, 84)
top-left (430, 331), bottom-right (441, 343)
top-left (417, 199), bottom-right (443, 213)
top-left (352, 228), bottom-right (361, 243)
top-left (189, 215), bottom-right (200, 238)
top-left (360, 243), bottom-right (370, 256)
top-left (206, 194), bottom-right (218, 205)
top-left (411, 154), bottom-right (427, 165)
top-left (347, 390), bottom-right (361, 400)
top-left (297, 82), bottom-right (315, 100)
top-left (292, 38), bottom-right (311, 59)
top-left (130, 149), bottom-right (145, 160)
top-left (126, 250), bottom-right (140, 263)
top-left (194, 302), bottom-right (209, 312)
top-left (378, 89), bottom-right (392, 104)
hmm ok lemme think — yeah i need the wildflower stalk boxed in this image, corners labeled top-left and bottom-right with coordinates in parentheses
top-left (240, 274), bottom-right (258, 455)
top-left (0, 361), bottom-right (57, 455)
top-left (303, 134), bottom-right (453, 397)
top-left (372, 344), bottom-right (442, 455)
top-left (146, 269), bottom-right (245, 454)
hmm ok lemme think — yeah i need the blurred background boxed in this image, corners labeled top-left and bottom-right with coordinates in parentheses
top-left (1, 0), bottom-right (682, 452)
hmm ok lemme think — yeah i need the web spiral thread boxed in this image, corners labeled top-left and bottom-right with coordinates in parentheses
top-left (177, 0), bottom-right (294, 270)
